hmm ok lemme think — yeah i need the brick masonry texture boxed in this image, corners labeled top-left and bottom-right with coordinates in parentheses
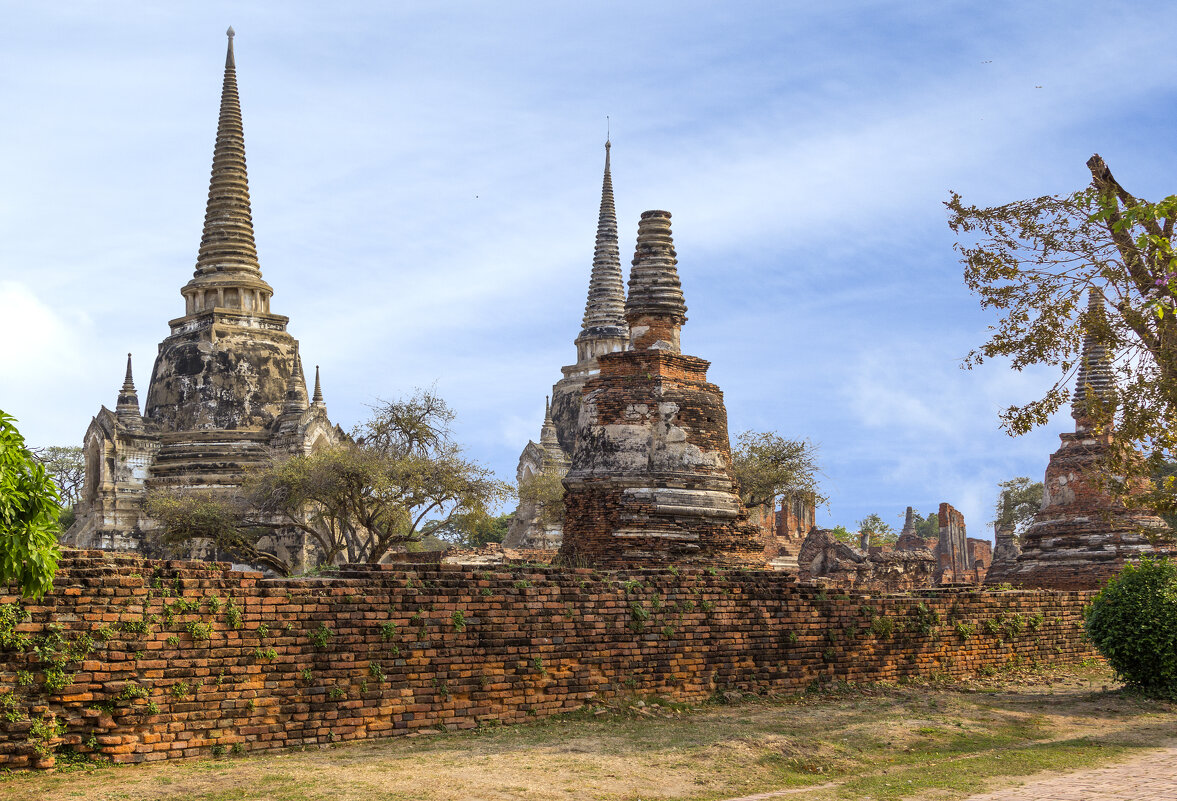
top-left (0, 552), bottom-right (1097, 769)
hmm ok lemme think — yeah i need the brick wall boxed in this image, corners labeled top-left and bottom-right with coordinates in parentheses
top-left (0, 551), bottom-right (1097, 769)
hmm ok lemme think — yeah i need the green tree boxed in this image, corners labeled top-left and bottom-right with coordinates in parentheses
top-left (857, 513), bottom-right (897, 547)
top-left (947, 155), bottom-right (1177, 519)
top-left (32, 445), bottom-right (84, 533)
top-left (0, 411), bottom-right (61, 597)
top-left (905, 509), bottom-right (940, 540)
top-left (516, 470), bottom-right (567, 530)
top-left (423, 512), bottom-right (512, 548)
top-left (993, 477), bottom-right (1044, 537)
top-left (731, 431), bottom-right (824, 510)
top-left (32, 446), bottom-right (84, 508)
top-left (148, 390), bottom-right (511, 574)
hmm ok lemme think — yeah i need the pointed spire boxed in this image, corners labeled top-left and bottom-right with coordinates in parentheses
top-left (575, 139), bottom-right (628, 359)
top-left (626, 210), bottom-right (687, 352)
top-left (282, 350), bottom-right (308, 416)
top-left (1072, 289), bottom-right (1116, 429)
top-left (312, 365), bottom-right (324, 404)
top-left (539, 396), bottom-right (568, 467)
top-left (116, 353), bottom-right (144, 431)
top-left (193, 27), bottom-right (261, 279)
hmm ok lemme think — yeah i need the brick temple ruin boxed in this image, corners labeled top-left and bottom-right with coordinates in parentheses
top-left (559, 210), bottom-right (765, 567)
top-left (797, 503), bottom-right (992, 592)
top-left (66, 29), bottom-right (344, 567)
top-left (986, 292), bottom-right (1171, 589)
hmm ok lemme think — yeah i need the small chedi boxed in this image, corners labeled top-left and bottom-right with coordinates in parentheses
top-left (987, 292), bottom-right (1171, 589)
top-left (506, 141), bottom-right (628, 549)
top-left (505, 397), bottom-right (571, 549)
top-left (559, 210), bottom-right (764, 567)
top-left (66, 30), bottom-right (344, 567)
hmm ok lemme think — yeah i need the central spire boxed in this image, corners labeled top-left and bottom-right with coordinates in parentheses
top-left (181, 28), bottom-right (274, 318)
top-left (574, 139), bottom-right (628, 363)
top-left (1072, 289), bottom-right (1116, 431)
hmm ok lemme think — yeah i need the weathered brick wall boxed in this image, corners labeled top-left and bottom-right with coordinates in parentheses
top-left (0, 552), bottom-right (1096, 769)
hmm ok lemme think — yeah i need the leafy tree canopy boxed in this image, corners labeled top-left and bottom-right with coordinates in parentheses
top-left (516, 470), bottom-right (566, 530)
top-left (0, 411), bottom-right (61, 597)
top-left (731, 431), bottom-right (823, 510)
top-left (993, 477), bottom-right (1044, 536)
top-left (947, 155), bottom-right (1177, 518)
top-left (422, 512), bottom-right (512, 548)
top-left (32, 446), bottom-right (84, 509)
top-left (904, 509), bottom-right (941, 541)
top-left (147, 389), bottom-right (511, 574)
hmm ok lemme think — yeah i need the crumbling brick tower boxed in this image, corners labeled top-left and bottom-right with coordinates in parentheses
top-left (989, 291), bottom-right (1171, 589)
top-left (559, 210), bottom-right (764, 567)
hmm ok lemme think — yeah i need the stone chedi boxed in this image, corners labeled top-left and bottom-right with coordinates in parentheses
top-left (559, 210), bottom-right (764, 567)
top-left (506, 141), bottom-right (628, 549)
top-left (989, 292), bottom-right (1170, 589)
top-left (504, 397), bottom-right (571, 549)
top-left (69, 29), bottom-right (343, 565)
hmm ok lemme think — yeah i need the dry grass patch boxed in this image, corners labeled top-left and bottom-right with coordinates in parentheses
top-left (2, 662), bottom-right (1173, 801)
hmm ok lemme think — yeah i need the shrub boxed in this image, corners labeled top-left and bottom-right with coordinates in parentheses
top-left (1085, 556), bottom-right (1177, 696)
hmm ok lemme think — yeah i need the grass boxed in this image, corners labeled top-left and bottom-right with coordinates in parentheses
top-left (1, 663), bottom-right (1173, 801)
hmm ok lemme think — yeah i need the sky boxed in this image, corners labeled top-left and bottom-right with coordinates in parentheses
top-left (4, 0), bottom-right (1177, 540)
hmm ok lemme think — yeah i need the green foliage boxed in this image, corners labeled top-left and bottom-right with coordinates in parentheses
top-left (731, 430), bottom-right (824, 509)
top-left (368, 662), bottom-right (385, 682)
top-left (30, 445), bottom-right (84, 510)
top-left (27, 715), bottom-right (66, 756)
top-left (857, 514), bottom-right (898, 547)
top-left (954, 621), bottom-right (976, 641)
top-left (829, 525), bottom-right (854, 545)
top-left (948, 163), bottom-right (1177, 520)
top-left (0, 411), bottom-right (62, 597)
top-left (43, 667), bottom-right (75, 692)
top-left (185, 621), bottom-right (212, 640)
top-left (993, 477), bottom-right (1044, 536)
top-left (0, 602), bottom-right (32, 650)
top-left (870, 616), bottom-right (895, 639)
top-left (310, 622), bottom-right (334, 649)
top-left (224, 597), bottom-right (243, 629)
top-left (1085, 556), bottom-right (1177, 695)
top-left (170, 680), bottom-right (189, 699)
top-left (380, 621), bottom-right (398, 641)
top-left (628, 601), bottom-right (650, 631)
top-left (516, 470), bottom-right (566, 535)
top-left (116, 682), bottom-right (149, 702)
top-left (149, 390), bottom-right (511, 572)
top-left (451, 609), bottom-right (466, 631)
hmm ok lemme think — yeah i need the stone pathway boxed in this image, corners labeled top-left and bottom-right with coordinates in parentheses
top-left (718, 746), bottom-right (1177, 801)
top-left (962, 746), bottom-right (1177, 800)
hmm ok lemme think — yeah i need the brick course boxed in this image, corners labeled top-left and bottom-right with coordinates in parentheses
top-left (0, 551), bottom-right (1097, 769)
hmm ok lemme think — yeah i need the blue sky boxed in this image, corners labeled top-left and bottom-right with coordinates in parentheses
top-left (3, 1), bottom-right (1177, 538)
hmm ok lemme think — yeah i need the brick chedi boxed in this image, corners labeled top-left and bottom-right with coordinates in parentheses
top-left (559, 210), bottom-right (764, 567)
top-left (68, 30), bottom-right (344, 567)
top-left (990, 291), bottom-right (1171, 589)
top-left (507, 141), bottom-right (629, 548)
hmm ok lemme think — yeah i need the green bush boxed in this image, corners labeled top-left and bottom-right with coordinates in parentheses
top-left (1085, 556), bottom-right (1177, 696)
